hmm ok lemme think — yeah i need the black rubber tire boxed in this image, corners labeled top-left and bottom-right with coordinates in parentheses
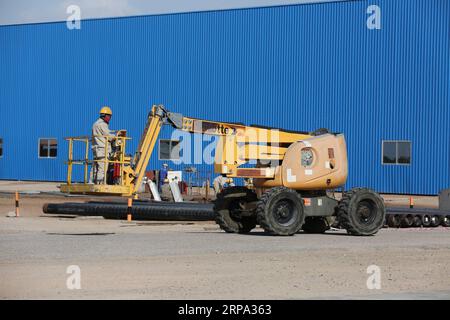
top-left (337, 188), bottom-right (386, 236)
top-left (421, 215), bottom-right (431, 227)
top-left (412, 215), bottom-right (422, 228)
top-left (400, 214), bottom-right (414, 228)
top-left (442, 216), bottom-right (450, 227)
top-left (302, 217), bottom-right (330, 234)
top-left (387, 215), bottom-right (401, 228)
top-left (214, 186), bottom-right (257, 234)
top-left (430, 215), bottom-right (441, 227)
top-left (256, 187), bottom-right (305, 236)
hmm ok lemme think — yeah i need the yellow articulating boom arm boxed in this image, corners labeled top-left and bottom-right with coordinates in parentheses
top-left (129, 105), bottom-right (166, 194)
top-left (158, 105), bottom-right (312, 177)
top-left (131, 105), bottom-right (313, 194)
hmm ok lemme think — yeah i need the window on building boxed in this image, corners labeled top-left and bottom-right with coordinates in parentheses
top-left (39, 138), bottom-right (58, 158)
top-left (159, 140), bottom-right (180, 160)
top-left (382, 141), bottom-right (411, 165)
top-left (0, 138), bottom-right (3, 157)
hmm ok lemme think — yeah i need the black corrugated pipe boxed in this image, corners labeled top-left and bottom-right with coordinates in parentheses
top-left (43, 202), bottom-right (215, 221)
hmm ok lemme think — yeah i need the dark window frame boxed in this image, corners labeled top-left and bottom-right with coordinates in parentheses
top-left (158, 139), bottom-right (181, 161)
top-left (382, 140), bottom-right (411, 166)
top-left (38, 138), bottom-right (58, 159)
top-left (0, 138), bottom-right (3, 158)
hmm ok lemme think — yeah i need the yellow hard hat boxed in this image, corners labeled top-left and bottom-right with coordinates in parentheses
top-left (99, 106), bottom-right (112, 115)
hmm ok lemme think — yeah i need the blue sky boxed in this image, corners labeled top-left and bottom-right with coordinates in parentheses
top-left (0, 0), bottom-right (340, 25)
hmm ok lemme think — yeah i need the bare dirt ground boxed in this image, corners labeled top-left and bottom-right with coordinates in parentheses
top-left (0, 192), bottom-right (449, 300)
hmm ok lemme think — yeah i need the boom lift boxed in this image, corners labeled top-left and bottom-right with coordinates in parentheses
top-left (61, 104), bottom-right (385, 236)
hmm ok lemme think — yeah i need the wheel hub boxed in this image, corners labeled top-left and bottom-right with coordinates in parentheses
top-left (277, 204), bottom-right (289, 217)
top-left (273, 200), bottom-right (296, 226)
top-left (356, 200), bottom-right (376, 225)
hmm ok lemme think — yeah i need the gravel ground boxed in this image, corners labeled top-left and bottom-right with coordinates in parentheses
top-left (0, 210), bottom-right (449, 299)
top-left (0, 191), bottom-right (448, 299)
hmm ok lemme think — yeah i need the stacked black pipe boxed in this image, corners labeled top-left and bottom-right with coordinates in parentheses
top-left (385, 207), bottom-right (450, 228)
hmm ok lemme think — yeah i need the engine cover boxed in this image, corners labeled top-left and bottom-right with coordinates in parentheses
top-left (281, 133), bottom-right (348, 190)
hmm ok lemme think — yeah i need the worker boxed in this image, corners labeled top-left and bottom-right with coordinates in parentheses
top-left (213, 174), bottom-right (234, 194)
top-left (90, 106), bottom-right (114, 184)
top-left (158, 163), bottom-right (169, 192)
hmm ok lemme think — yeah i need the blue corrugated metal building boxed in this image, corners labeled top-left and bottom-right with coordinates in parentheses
top-left (0, 0), bottom-right (449, 194)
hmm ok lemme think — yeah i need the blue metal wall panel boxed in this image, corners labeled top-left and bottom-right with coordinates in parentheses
top-left (0, 0), bottom-right (449, 194)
